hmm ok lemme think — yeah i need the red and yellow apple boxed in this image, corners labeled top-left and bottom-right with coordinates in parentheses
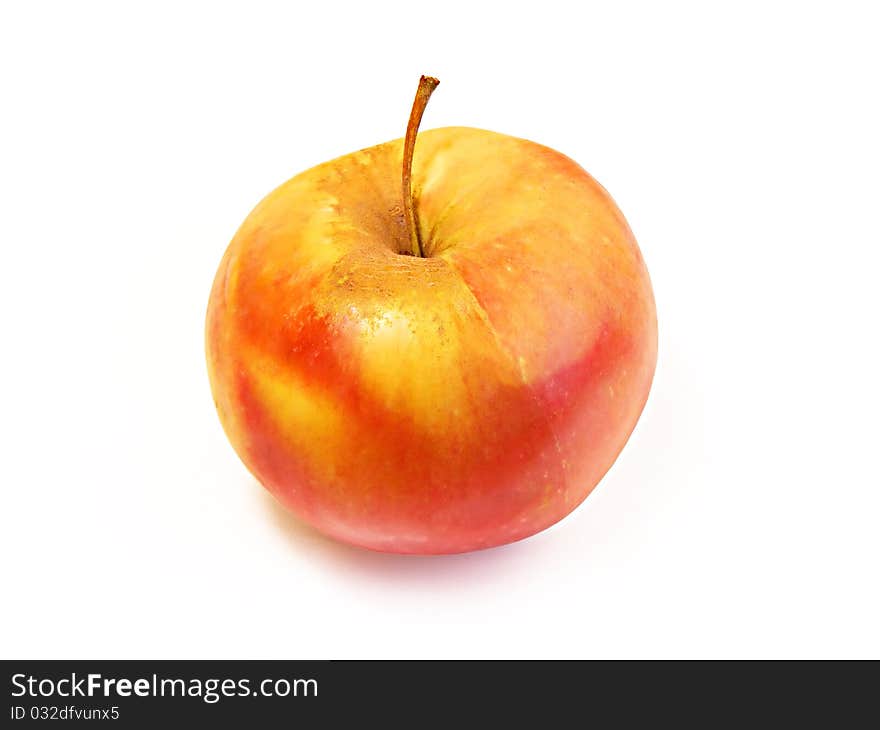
top-left (206, 77), bottom-right (657, 554)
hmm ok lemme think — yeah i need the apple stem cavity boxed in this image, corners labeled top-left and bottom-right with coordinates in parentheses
top-left (402, 75), bottom-right (439, 258)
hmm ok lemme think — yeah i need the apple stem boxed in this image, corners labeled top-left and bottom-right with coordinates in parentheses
top-left (402, 75), bottom-right (439, 257)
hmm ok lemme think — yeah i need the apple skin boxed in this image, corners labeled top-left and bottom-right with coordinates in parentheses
top-left (206, 126), bottom-right (657, 554)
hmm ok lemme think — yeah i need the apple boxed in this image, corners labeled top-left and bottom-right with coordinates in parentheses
top-left (206, 76), bottom-right (657, 554)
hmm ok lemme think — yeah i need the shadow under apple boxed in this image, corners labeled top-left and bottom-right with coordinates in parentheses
top-left (257, 486), bottom-right (546, 585)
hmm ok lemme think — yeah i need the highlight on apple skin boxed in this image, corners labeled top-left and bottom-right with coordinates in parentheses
top-left (206, 77), bottom-right (657, 554)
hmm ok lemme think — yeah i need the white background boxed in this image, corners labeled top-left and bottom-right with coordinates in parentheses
top-left (2, 1), bottom-right (878, 659)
